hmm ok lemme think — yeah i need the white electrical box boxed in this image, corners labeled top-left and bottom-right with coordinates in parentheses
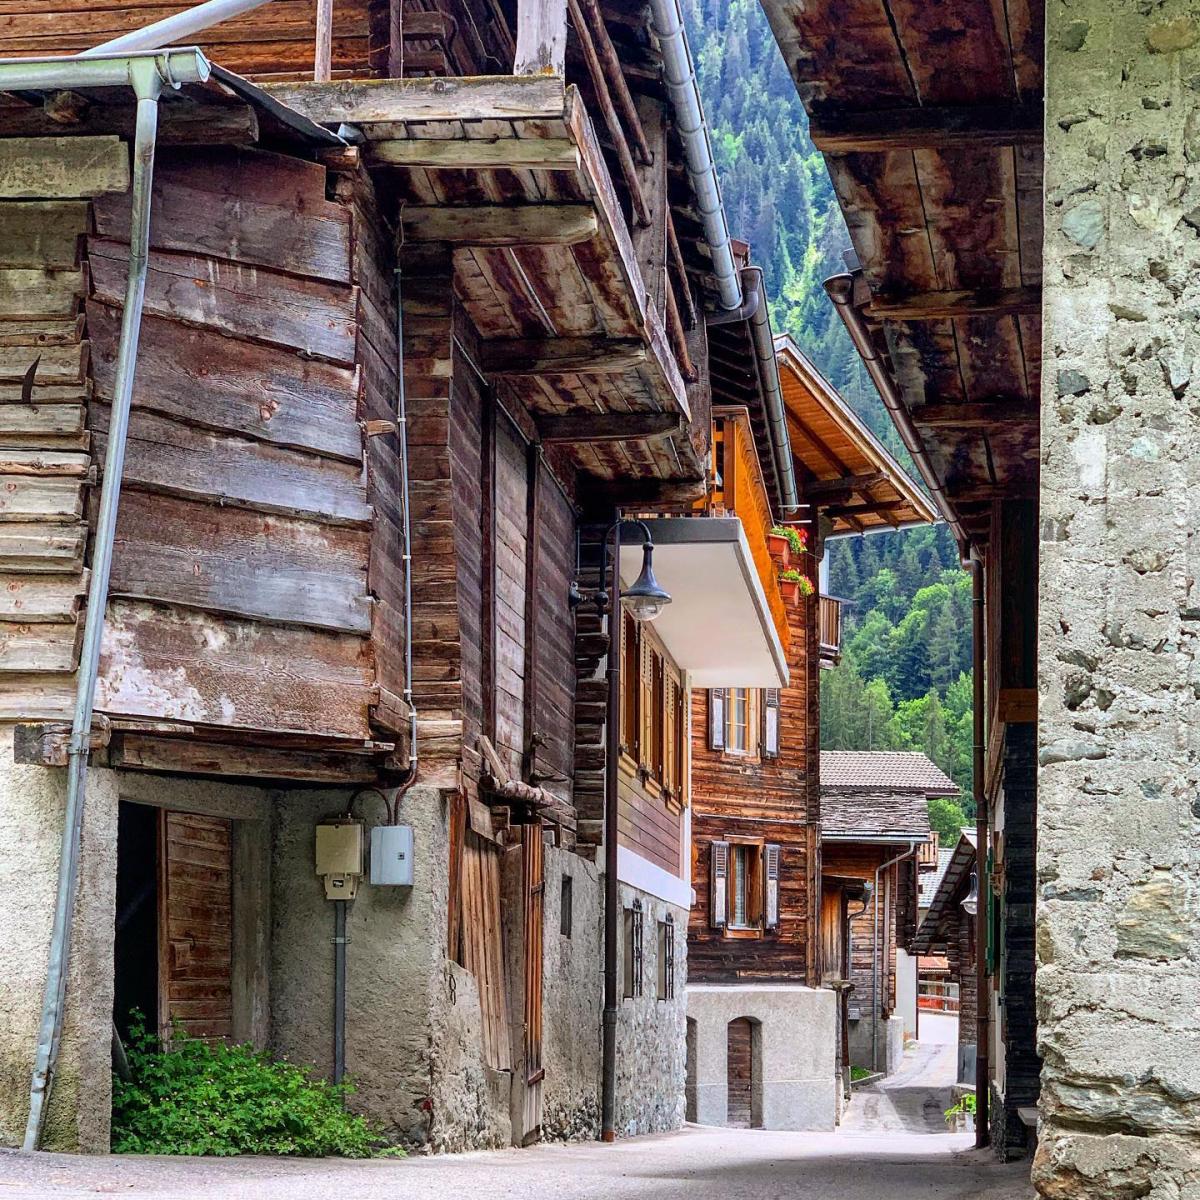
top-left (370, 824), bottom-right (414, 886)
top-left (316, 820), bottom-right (364, 899)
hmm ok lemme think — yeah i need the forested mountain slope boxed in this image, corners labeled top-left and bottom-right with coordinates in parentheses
top-left (685, 0), bottom-right (975, 836)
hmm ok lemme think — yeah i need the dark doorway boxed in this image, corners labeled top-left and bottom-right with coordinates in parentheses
top-left (113, 801), bottom-right (159, 1042)
top-left (727, 1017), bottom-right (754, 1127)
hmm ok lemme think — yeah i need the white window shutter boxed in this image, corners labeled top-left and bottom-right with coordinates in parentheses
top-left (762, 688), bottom-right (780, 759)
top-left (709, 688), bottom-right (726, 751)
top-left (710, 840), bottom-right (729, 928)
top-left (764, 843), bottom-right (781, 931)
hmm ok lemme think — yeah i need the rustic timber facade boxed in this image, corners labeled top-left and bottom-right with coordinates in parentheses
top-left (683, 348), bottom-right (935, 1132)
top-left (0, 0), bottom-right (797, 1156)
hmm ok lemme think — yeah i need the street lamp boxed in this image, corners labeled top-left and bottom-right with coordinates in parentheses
top-left (620, 536), bottom-right (671, 622)
top-left (961, 870), bottom-right (979, 917)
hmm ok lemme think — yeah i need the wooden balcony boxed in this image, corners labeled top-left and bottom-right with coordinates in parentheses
top-left (819, 594), bottom-right (842, 668)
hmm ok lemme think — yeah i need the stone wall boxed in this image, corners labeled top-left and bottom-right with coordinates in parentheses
top-left (687, 984), bottom-right (837, 1130)
top-left (1038, 1), bottom-right (1200, 1193)
top-left (612, 884), bottom-right (687, 1136)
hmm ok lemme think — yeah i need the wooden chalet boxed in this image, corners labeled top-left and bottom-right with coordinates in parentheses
top-left (0, 0), bottom-right (807, 1156)
top-left (819, 751), bottom-right (952, 1079)
top-left (758, 0), bottom-right (1045, 1157)
top-left (682, 340), bottom-right (932, 1132)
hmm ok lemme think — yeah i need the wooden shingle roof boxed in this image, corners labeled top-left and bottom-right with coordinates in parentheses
top-left (821, 750), bottom-right (957, 794)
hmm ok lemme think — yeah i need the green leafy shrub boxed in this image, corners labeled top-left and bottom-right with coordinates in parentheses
top-left (780, 567), bottom-right (803, 582)
top-left (849, 1065), bottom-right (872, 1082)
top-left (944, 1093), bottom-right (977, 1125)
top-left (112, 1014), bottom-right (395, 1158)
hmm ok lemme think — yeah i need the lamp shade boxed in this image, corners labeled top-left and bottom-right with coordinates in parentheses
top-left (961, 869), bottom-right (979, 917)
top-left (622, 540), bottom-right (671, 622)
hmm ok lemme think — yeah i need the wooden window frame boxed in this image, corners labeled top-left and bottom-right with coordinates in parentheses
top-left (724, 688), bottom-right (760, 758)
top-left (724, 836), bottom-right (766, 938)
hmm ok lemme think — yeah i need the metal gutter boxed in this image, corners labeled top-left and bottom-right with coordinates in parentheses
top-left (824, 271), bottom-right (969, 551)
top-left (971, 554), bottom-right (990, 1148)
top-left (82, 0), bottom-right (278, 56)
top-left (20, 49), bottom-right (206, 1152)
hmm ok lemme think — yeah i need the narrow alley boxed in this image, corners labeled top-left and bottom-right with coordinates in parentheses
top-left (0, 1022), bottom-right (1032, 1200)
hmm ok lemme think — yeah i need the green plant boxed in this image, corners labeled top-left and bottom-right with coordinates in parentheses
top-left (850, 1065), bottom-right (872, 1082)
top-left (780, 567), bottom-right (803, 582)
top-left (797, 576), bottom-right (815, 597)
top-left (112, 1013), bottom-right (397, 1158)
top-left (771, 525), bottom-right (806, 555)
top-left (944, 1093), bottom-right (977, 1125)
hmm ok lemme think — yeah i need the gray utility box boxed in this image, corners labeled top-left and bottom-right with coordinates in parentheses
top-left (370, 824), bottom-right (414, 886)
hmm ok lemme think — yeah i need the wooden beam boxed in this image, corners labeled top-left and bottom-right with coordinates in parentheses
top-left (515, 0), bottom-right (568, 75)
top-left (0, 135), bottom-right (129, 199)
top-left (805, 471), bottom-right (886, 498)
top-left (260, 75), bottom-right (567, 126)
top-left (823, 499), bottom-right (908, 518)
top-left (567, 0), bottom-right (650, 226)
top-left (480, 335), bottom-right (646, 375)
top-left (914, 401), bottom-right (1040, 429)
top-left (366, 137), bottom-right (580, 170)
top-left (400, 203), bottom-right (597, 246)
top-left (314, 0), bottom-right (334, 82)
top-left (866, 285), bottom-right (1042, 322)
top-left (809, 104), bottom-right (1044, 154)
top-left (536, 411), bottom-right (684, 443)
top-left (574, 0), bottom-right (651, 165)
top-left (0, 99), bottom-right (259, 147)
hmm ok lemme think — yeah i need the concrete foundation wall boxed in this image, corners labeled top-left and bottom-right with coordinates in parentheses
top-left (613, 884), bottom-right (687, 1137)
top-left (686, 984), bottom-right (838, 1131)
top-left (1038, 1), bottom-right (1200, 1194)
top-left (896, 949), bottom-right (918, 1042)
top-left (848, 1013), bottom-right (904, 1077)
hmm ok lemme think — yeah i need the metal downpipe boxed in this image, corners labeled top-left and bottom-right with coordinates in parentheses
top-left (394, 265), bottom-right (419, 793)
top-left (24, 65), bottom-right (164, 1151)
top-left (82, 0), bottom-right (279, 56)
top-left (647, 0), bottom-right (740, 313)
top-left (972, 555), bottom-right (990, 1147)
top-left (824, 272), bottom-right (969, 552)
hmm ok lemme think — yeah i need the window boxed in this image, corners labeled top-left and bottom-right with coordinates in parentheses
top-left (560, 875), bottom-right (573, 938)
top-left (657, 917), bottom-right (675, 1000)
top-left (709, 688), bottom-right (763, 758)
top-left (618, 619), bottom-right (685, 800)
top-left (623, 901), bottom-right (644, 998)
top-left (709, 839), bottom-right (781, 936)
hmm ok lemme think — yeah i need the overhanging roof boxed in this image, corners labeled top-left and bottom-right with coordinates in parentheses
top-left (620, 517), bottom-right (788, 688)
top-left (912, 830), bottom-right (978, 955)
top-left (775, 335), bottom-right (936, 535)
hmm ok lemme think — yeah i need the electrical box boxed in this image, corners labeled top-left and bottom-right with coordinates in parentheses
top-left (371, 824), bottom-right (414, 887)
top-left (316, 820), bottom-right (364, 900)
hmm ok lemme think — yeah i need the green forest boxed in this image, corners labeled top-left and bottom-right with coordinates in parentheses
top-left (684, 0), bottom-right (975, 844)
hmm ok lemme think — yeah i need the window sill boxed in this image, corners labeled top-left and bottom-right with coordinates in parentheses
top-left (723, 926), bottom-right (764, 940)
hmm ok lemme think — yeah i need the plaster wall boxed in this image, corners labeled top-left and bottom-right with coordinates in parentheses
top-left (848, 1012), bottom-right (904, 1077)
top-left (1038, 1), bottom-right (1200, 1193)
top-left (896, 948), bottom-right (918, 1041)
top-left (686, 983), bottom-right (838, 1131)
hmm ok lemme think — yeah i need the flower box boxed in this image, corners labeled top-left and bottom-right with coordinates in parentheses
top-left (767, 531), bottom-right (791, 569)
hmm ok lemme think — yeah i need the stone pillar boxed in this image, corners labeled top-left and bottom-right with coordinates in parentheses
top-left (1038, 2), bottom-right (1200, 1194)
top-left (0, 729), bottom-right (118, 1152)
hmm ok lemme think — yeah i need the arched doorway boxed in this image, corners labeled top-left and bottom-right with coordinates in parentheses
top-left (726, 1017), bottom-right (760, 1128)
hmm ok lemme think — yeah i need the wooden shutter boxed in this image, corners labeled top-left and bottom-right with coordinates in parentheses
top-left (708, 688), bottom-right (726, 750)
top-left (764, 843), bottom-right (781, 931)
top-left (710, 840), bottom-right (729, 928)
top-left (621, 613), bottom-right (639, 757)
top-left (761, 688), bottom-right (780, 759)
top-left (639, 637), bottom-right (654, 770)
top-left (663, 677), bottom-right (676, 796)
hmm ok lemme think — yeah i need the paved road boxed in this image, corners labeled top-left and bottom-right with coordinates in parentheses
top-left (841, 1012), bottom-right (962, 1136)
top-left (0, 1019), bottom-right (1029, 1199)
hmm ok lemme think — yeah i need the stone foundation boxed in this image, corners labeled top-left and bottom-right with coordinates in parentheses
top-left (686, 983), bottom-right (838, 1131)
top-left (1038, 0), bottom-right (1200, 1194)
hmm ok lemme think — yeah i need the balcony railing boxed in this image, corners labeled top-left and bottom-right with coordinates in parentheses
top-left (819, 594), bottom-right (842, 667)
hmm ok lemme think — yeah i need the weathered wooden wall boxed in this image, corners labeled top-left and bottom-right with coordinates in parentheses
top-left (85, 147), bottom-right (374, 741)
top-left (687, 542), bottom-right (820, 984)
top-left (0, 1), bottom-right (389, 81)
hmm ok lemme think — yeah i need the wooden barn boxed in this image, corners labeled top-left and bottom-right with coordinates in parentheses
top-left (0, 0), bottom-right (797, 1157)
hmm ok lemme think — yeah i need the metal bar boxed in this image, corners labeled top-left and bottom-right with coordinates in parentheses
top-left (82, 0), bottom-right (278, 56)
top-left (333, 900), bottom-right (347, 1084)
top-left (973, 556), bottom-right (990, 1147)
top-left (0, 49), bottom-right (209, 91)
top-left (647, 0), bottom-right (741, 312)
top-left (24, 58), bottom-right (165, 1152)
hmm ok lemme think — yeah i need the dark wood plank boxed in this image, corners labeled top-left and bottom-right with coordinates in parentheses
top-left (810, 104), bottom-right (1042, 153)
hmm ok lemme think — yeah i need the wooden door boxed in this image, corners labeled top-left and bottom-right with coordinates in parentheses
top-left (460, 830), bottom-right (512, 1070)
top-left (727, 1017), bottom-right (753, 1128)
top-left (521, 823), bottom-right (545, 1143)
top-left (157, 811), bottom-right (233, 1041)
